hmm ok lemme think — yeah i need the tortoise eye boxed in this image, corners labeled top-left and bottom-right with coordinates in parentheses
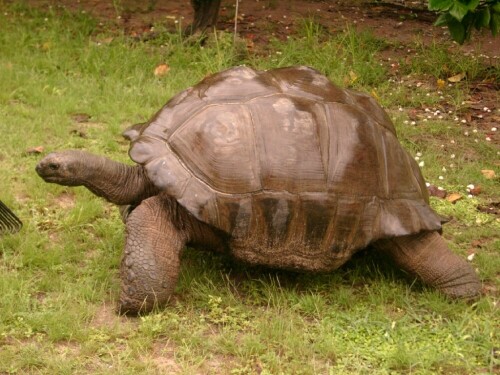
top-left (48, 163), bottom-right (59, 171)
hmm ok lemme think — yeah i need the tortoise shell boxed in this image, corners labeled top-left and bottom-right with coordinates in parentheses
top-left (128, 66), bottom-right (442, 258)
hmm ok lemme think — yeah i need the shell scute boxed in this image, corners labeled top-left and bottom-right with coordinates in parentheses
top-left (170, 104), bottom-right (261, 194)
top-left (247, 95), bottom-right (327, 193)
top-left (268, 66), bottom-right (350, 103)
top-left (197, 66), bottom-right (278, 102)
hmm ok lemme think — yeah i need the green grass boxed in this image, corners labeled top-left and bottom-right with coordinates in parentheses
top-left (1, 4), bottom-right (499, 374)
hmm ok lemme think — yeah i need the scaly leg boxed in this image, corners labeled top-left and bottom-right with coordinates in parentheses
top-left (374, 231), bottom-right (481, 299)
top-left (118, 195), bottom-right (186, 315)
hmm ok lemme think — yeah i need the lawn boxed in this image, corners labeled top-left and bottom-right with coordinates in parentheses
top-left (0, 3), bottom-right (498, 374)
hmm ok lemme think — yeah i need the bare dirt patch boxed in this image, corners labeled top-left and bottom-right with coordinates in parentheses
top-left (144, 341), bottom-right (183, 374)
top-left (23, 0), bottom-right (500, 58)
top-left (54, 191), bottom-right (76, 209)
top-left (90, 301), bottom-right (138, 329)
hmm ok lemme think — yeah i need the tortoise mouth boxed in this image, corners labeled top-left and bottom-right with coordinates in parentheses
top-left (35, 162), bottom-right (50, 177)
top-left (38, 174), bottom-right (63, 183)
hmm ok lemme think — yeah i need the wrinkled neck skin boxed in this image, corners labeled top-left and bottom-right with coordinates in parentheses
top-left (76, 153), bottom-right (159, 206)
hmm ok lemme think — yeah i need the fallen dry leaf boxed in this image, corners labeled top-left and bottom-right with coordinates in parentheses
top-left (481, 169), bottom-right (496, 179)
top-left (26, 146), bottom-right (44, 154)
top-left (446, 193), bottom-right (462, 204)
top-left (477, 202), bottom-right (500, 215)
top-left (436, 79), bottom-right (445, 89)
top-left (469, 186), bottom-right (481, 196)
top-left (427, 184), bottom-right (447, 199)
top-left (407, 108), bottom-right (418, 120)
top-left (154, 63), bottom-right (170, 77)
top-left (447, 72), bottom-right (465, 83)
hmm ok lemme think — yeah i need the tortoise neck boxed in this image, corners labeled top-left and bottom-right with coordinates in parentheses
top-left (79, 153), bottom-right (159, 205)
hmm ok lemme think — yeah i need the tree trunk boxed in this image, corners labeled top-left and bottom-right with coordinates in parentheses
top-left (187, 0), bottom-right (222, 35)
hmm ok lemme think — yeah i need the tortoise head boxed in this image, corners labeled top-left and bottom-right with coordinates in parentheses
top-left (36, 150), bottom-right (92, 186)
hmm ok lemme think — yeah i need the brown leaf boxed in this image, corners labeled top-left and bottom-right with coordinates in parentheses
top-left (408, 108), bottom-right (419, 121)
top-left (427, 184), bottom-right (447, 199)
top-left (447, 72), bottom-right (465, 83)
top-left (446, 193), bottom-right (462, 204)
top-left (470, 239), bottom-right (486, 248)
top-left (477, 202), bottom-right (500, 216)
top-left (436, 79), bottom-right (445, 89)
top-left (481, 169), bottom-right (496, 179)
top-left (469, 186), bottom-right (481, 196)
top-left (26, 146), bottom-right (44, 154)
top-left (154, 63), bottom-right (170, 77)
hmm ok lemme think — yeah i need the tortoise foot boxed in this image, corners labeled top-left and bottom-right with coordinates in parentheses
top-left (375, 231), bottom-right (481, 299)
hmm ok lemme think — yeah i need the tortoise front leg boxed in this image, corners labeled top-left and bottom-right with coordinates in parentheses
top-left (118, 195), bottom-right (186, 315)
top-left (374, 231), bottom-right (481, 299)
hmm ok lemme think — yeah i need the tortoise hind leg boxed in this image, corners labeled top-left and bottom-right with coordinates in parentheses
top-left (374, 231), bottom-right (481, 299)
top-left (118, 195), bottom-right (186, 315)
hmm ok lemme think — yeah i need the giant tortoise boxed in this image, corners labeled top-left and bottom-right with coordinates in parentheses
top-left (36, 66), bottom-right (481, 314)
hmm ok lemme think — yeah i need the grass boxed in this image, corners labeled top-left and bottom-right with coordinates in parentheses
top-left (1, 3), bottom-right (499, 374)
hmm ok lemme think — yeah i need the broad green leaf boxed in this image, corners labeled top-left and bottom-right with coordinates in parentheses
top-left (491, 12), bottom-right (500, 36)
top-left (465, 0), bottom-right (480, 11)
top-left (492, 2), bottom-right (500, 14)
top-left (473, 13), bottom-right (481, 30)
top-left (449, 2), bottom-right (470, 21)
top-left (428, 0), bottom-right (454, 11)
top-left (462, 12), bottom-right (475, 41)
top-left (434, 13), bottom-right (452, 26)
top-left (448, 18), bottom-right (466, 43)
top-left (476, 7), bottom-right (491, 28)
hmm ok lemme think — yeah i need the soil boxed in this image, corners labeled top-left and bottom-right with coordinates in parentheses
top-left (24, 0), bottom-right (500, 59)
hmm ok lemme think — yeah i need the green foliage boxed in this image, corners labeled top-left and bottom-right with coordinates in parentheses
top-left (429, 0), bottom-right (500, 43)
